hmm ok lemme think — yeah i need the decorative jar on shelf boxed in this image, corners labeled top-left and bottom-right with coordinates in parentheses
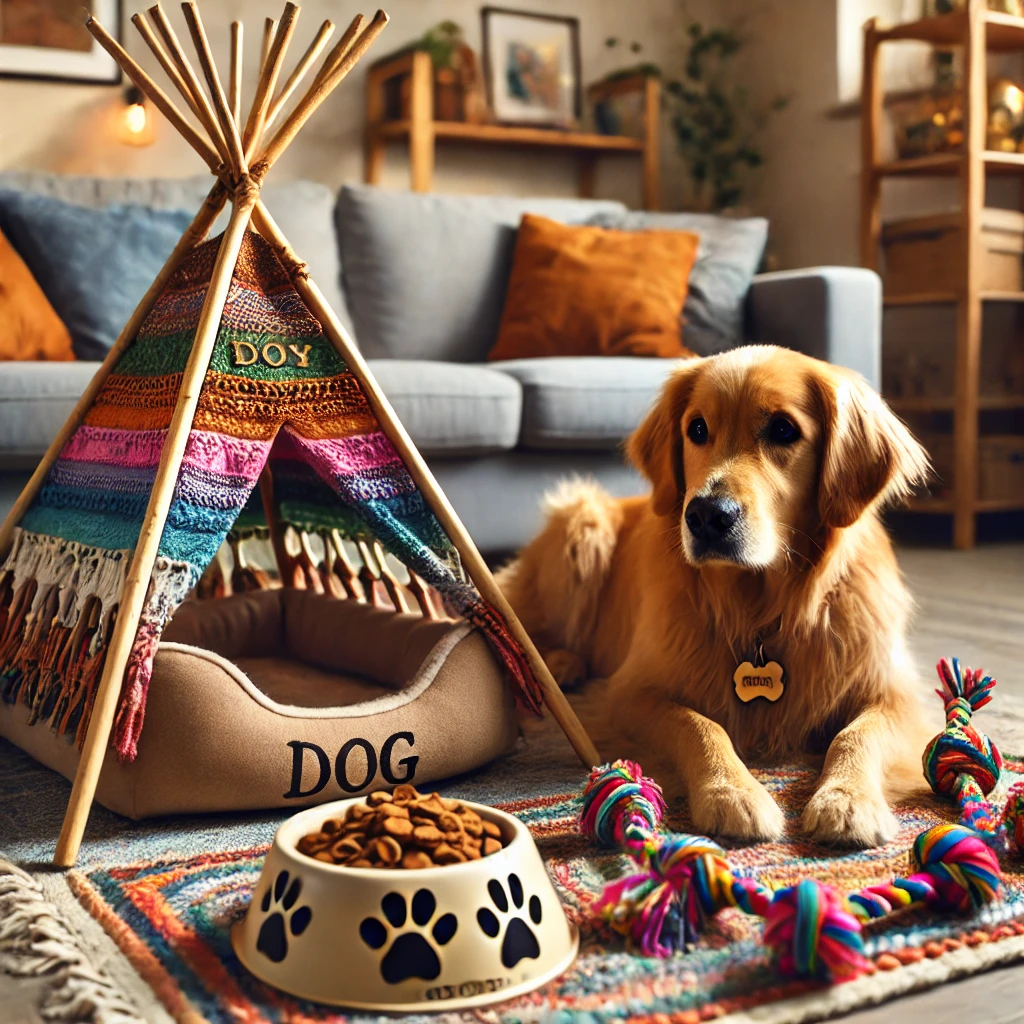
top-left (891, 49), bottom-right (963, 158)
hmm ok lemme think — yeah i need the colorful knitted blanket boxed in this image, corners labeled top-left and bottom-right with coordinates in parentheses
top-left (0, 230), bottom-right (539, 761)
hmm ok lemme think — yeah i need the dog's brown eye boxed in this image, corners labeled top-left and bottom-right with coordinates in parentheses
top-left (767, 416), bottom-right (800, 445)
top-left (687, 417), bottom-right (708, 445)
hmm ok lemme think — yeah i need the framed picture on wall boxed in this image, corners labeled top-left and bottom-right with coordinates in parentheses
top-left (0, 0), bottom-right (121, 84)
top-left (481, 7), bottom-right (580, 127)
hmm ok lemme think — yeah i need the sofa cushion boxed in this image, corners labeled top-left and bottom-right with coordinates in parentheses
top-left (591, 210), bottom-right (768, 356)
top-left (367, 360), bottom-right (522, 457)
top-left (0, 172), bottom-right (352, 337)
top-left (0, 361), bottom-right (99, 464)
top-left (491, 356), bottom-right (686, 450)
top-left (489, 214), bottom-right (699, 361)
top-left (0, 189), bottom-right (194, 360)
top-left (0, 227), bottom-right (74, 361)
top-left (336, 185), bottom-right (627, 362)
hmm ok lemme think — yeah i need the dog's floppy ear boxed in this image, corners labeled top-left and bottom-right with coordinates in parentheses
top-left (812, 366), bottom-right (931, 529)
top-left (627, 362), bottom-right (700, 517)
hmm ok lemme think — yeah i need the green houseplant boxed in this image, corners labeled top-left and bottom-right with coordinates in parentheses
top-left (603, 23), bottom-right (786, 211)
top-left (665, 22), bottom-right (787, 211)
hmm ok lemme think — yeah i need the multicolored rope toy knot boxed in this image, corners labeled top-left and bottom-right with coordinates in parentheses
top-left (922, 658), bottom-right (1003, 834)
top-left (1003, 782), bottom-right (1024, 855)
top-left (596, 832), bottom-right (739, 957)
top-left (911, 823), bottom-right (1002, 911)
top-left (763, 880), bottom-right (868, 982)
top-left (580, 759), bottom-right (666, 853)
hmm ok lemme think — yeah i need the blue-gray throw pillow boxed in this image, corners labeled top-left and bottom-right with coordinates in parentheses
top-left (590, 210), bottom-right (768, 356)
top-left (0, 189), bottom-right (194, 360)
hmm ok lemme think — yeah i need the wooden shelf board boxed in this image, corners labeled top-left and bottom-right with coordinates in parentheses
top-left (884, 292), bottom-right (958, 306)
top-left (887, 395), bottom-right (1024, 412)
top-left (876, 10), bottom-right (1024, 51)
top-left (905, 495), bottom-right (1024, 513)
top-left (977, 496), bottom-right (1024, 511)
top-left (874, 151), bottom-right (1024, 176)
top-left (375, 120), bottom-right (645, 153)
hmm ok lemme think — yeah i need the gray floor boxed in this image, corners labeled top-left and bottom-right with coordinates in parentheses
top-left (1, 544), bottom-right (1022, 1024)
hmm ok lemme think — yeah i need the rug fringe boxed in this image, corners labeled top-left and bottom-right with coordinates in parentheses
top-left (0, 859), bottom-right (143, 1024)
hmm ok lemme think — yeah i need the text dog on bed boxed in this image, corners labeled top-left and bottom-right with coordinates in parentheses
top-left (498, 346), bottom-right (936, 848)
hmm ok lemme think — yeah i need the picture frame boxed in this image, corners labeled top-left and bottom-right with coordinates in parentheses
top-left (481, 7), bottom-right (581, 128)
top-left (0, 0), bottom-right (121, 85)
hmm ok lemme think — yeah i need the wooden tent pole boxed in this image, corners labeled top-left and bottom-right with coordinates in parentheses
top-left (257, 466), bottom-right (293, 586)
top-left (251, 202), bottom-right (601, 768)
top-left (54, 195), bottom-right (257, 868)
top-left (146, 5), bottom-right (228, 165)
top-left (181, 3), bottom-right (248, 176)
top-left (0, 184), bottom-right (227, 564)
top-left (259, 18), bottom-right (276, 74)
top-left (257, 11), bottom-right (387, 172)
top-left (229, 21), bottom-right (243, 128)
top-left (264, 19), bottom-right (334, 130)
top-left (309, 13), bottom-right (364, 89)
top-left (241, 1), bottom-right (299, 159)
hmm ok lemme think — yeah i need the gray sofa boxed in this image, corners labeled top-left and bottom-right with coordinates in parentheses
top-left (0, 174), bottom-right (881, 554)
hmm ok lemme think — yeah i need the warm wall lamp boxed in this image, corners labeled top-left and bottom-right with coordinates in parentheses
top-left (118, 84), bottom-right (155, 146)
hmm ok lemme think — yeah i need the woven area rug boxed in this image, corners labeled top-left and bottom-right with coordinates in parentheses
top-left (5, 714), bottom-right (1024, 1024)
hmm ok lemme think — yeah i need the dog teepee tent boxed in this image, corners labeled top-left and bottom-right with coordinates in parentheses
top-left (0, 2), bottom-right (598, 868)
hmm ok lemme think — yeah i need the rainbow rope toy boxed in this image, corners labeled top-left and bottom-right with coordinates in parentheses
top-left (577, 657), bottom-right (1016, 985)
top-left (923, 657), bottom-right (1002, 834)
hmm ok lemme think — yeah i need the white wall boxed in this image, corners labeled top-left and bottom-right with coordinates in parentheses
top-left (0, 0), bottom-right (705, 210)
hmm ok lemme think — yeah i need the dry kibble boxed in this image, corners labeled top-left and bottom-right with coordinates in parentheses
top-left (374, 836), bottom-right (403, 864)
top-left (413, 824), bottom-right (444, 845)
top-left (402, 850), bottom-right (434, 869)
top-left (383, 816), bottom-right (415, 838)
top-left (297, 784), bottom-right (510, 868)
top-left (437, 811), bottom-right (462, 832)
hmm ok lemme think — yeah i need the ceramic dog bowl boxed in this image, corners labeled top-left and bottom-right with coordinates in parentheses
top-left (232, 796), bottom-right (579, 1011)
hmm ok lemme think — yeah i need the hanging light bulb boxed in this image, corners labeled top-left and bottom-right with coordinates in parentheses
top-left (118, 85), bottom-right (155, 146)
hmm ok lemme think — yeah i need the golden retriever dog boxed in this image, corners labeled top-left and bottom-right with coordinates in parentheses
top-left (498, 346), bottom-right (936, 848)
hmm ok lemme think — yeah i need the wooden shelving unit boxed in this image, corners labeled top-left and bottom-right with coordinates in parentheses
top-left (364, 50), bottom-right (660, 209)
top-left (861, 0), bottom-right (1024, 547)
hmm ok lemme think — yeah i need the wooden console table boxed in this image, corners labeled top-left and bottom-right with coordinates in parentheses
top-left (364, 50), bottom-right (661, 209)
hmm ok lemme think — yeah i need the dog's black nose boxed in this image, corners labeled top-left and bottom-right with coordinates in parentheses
top-left (685, 496), bottom-right (741, 543)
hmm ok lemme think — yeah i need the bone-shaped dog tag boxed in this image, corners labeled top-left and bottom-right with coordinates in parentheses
top-left (733, 660), bottom-right (785, 702)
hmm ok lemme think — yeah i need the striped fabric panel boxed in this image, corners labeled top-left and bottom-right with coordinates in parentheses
top-left (2, 226), bottom-right (541, 762)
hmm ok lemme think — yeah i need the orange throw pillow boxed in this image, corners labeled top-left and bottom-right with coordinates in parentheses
top-left (0, 227), bottom-right (74, 361)
top-left (488, 213), bottom-right (700, 361)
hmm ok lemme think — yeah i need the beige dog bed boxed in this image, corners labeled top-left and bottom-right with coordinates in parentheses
top-left (0, 590), bottom-right (518, 819)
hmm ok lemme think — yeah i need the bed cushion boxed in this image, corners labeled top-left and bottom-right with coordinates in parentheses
top-left (0, 591), bottom-right (518, 819)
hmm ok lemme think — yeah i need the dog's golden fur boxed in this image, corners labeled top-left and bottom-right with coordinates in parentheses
top-left (498, 346), bottom-right (938, 847)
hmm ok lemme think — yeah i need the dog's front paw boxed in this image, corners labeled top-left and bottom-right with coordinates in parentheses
top-left (802, 782), bottom-right (897, 848)
top-left (690, 774), bottom-right (785, 842)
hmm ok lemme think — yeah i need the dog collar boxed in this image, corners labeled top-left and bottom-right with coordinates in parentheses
top-left (733, 635), bottom-right (785, 703)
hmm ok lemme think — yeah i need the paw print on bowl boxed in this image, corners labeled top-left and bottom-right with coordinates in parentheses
top-left (476, 873), bottom-right (542, 969)
top-left (359, 889), bottom-right (458, 984)
top-left (256, 870), bottom-right (312, 963)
